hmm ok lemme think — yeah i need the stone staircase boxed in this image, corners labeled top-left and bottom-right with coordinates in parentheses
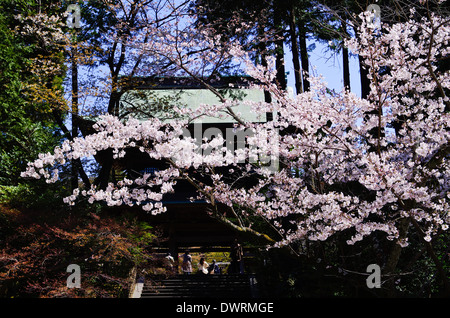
top-left (139, 274), bottom-right (258, 298)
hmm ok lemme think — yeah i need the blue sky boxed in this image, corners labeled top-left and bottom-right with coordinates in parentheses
top-left (284, 39), bottom-right (362, 97)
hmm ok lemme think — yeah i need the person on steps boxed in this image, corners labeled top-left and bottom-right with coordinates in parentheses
top-left (208, 259), bottom-right (221, 275)
top-left (198, 257), bottom-right (209, 274)
top-left (230, 239), bottom-right (244, 274)
top-left (181, 250), bottom-right (192, 275)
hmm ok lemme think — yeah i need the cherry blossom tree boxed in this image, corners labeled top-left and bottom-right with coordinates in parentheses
top-left (21, 1), bottom-right (449, 295)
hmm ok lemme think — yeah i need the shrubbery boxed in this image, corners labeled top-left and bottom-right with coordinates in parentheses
top-left (0, 183), bottom-right (159, 298)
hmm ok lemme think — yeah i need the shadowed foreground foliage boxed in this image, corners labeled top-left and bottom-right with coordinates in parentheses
top-left (0, 182), bottom-right (160, 298)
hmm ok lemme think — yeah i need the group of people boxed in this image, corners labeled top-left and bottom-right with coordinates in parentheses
top-left (164, 239), bottom-right (244, 275)
top-left (178, 250), bottom-right (221, 275)
top-left (198, 257), bottom-right (221, 275)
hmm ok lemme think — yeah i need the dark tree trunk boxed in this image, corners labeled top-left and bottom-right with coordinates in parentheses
top-left (52, 110), bottom-right (91, 189)
top-left (257, 21), bottom-right (273, 121)
top-left (342, 20), bottom-right (350, 91)
top-left (289, 5), bottom-right (303, 95)
top-left (359, 54), bottom-right (370, 99)
top-left (273, 0), bottom-right (286, 90)
top-left (71, 43), bottom-right (79, 191)
top-left (298, 19), bottom-right (310, 92)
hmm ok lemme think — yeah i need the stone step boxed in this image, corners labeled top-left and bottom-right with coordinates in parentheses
top-left (140, 274), bottom-right (256, 298)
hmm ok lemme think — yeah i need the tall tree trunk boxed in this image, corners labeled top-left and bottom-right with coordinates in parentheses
top-left (96, 41), bottom-right (126, 190)
top-left (94, 149), bottom-right (113, 190)
top-left (71, 42), bottom-right (78, 191)
top-left (96, 89), bottom-right (120, 190)
top-left (353, 21), bottom-right (370, 98)
top-left (52, 110), bottom-right (91, 189)
top-left (275, 38), bottom-right (286, 91)
top-left (358, 54), bottom-right (370, 99)
top-left (353, 24), bottom-right (379, 152)
top-left (298, 19), bottom-right (309, 92)
top-left (360, 52), bottom-right (384, 153)
top-left (273, 0), bottom-right (286, 91)
top-left (257, 21), bottom-right (273, 121)
top-left (289, 5), bottom-right (302, 95)
top-left (342, 20), bottom-right (350, 91)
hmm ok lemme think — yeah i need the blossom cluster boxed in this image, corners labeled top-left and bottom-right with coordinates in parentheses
top-left (21, 3), bottom-right (449, 248)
